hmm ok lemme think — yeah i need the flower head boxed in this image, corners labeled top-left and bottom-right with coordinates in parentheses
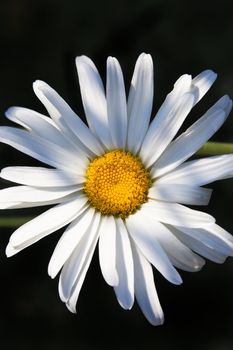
top-left (1, 53), bottom-right (233, 325)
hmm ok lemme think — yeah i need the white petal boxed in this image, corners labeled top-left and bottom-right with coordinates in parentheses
top-left (63, 215), bottom-right (100, 313)
top-left (6, 196), bottom-right (88, 255)
top-left (1, 166), bottom-right (84, 187)
top-left (140, 92), bottom-right (195, 167)
top-left (176, 224), bottom-right (233, 256)
top-left (58, 211), bottom-right (100, 303)
top-left (132, 241), bottom-right (164, 326)
top-left (0, 192), bottom-right (79, 210)
top-left (0, 185), bottom-right (78, 206)
top-left (152, 95), bottom-right (232, 178)
top-left (127, 53), bottom-right (144, 117)
top-left (151, 74), bottom-right (192, 122)
top-left (127, 53), bottom-right (153, 153)
top-left (114, 219), bottom-right (134, 310)
top-left (48, 207), bottom-right (95, 279)
top-left (138, 74), bottom-right (191, 161)
top-left (157, 154), bottom-right (233, 186)
top-left (5, 107), bottom-right (73, 150)
top-left (143, 200), bottom-right (215, 227)
top-left (152, 222), bottom-right (205, 272)
top-left (98, 215), bottom-right (118, 286)
top-left (149, 183), bottom-right (212, 205)
top-left (0, 188), bottom-right (81, 210)
top-left (107, 57), bottom-right (127, 149)
top-left (76, 56), bottom-right (112, 149)
top-left (170, 225), bottom-right (227, 263)
top-left (126, 209), bottom-right (182, 285)
top-left (33, 80), bottom-right (104, 156)
top-left (191, 70), bottom-right (217, 104)
top-left (209, 224), bottom-right (233, 248)
top-left (140, 69), bottom-right (217, 168)
top-left (0, 126), bottom-right (87, 174)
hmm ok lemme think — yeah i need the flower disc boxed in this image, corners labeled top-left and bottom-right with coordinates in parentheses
top-left (84, 150), bottom-right (151, 218)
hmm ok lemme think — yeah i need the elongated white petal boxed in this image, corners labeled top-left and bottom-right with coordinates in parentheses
top-left (0, 185), bottom-right (78, 205)
top-left (157, 154), bottom-right (233, 186)
top-left (0, 191), bottom-right (80, 209)
top-left (98, 215), bottom-right (118, 286)
top-left (127, 53), bottom-right (153, 153)
top-left (58, 212), bottom-right (100, 303)
top-left (143, 200), bottom-right (215, 227)
top-left (191, 70), bottom-right (217, 104)
top-left (65, 256), bottom-right (99, 313)
top-left (132, 241), bottom-right (164, 325)
top-left (76, 56), bottom-right (112, 149)
top-left (1, 166), bottom-right (84, 187)
top-left (208, 224), bottom-right (233, 248)
top-left (0, 202), bottom-right (22, 209)
top-left (0, 126), bottom-right (87, 174)
top-left (151, 74), bottom-right (192, 123)
top-left (48, 208), bottom-right (95, 279)
top-left (33, 80), bottom-right (104, 156)
top-left (176, 224), bottom-right (233, 256)
top-left (6, 196), bottom-right (88, 255)
top-left (149, 184), bottom-right (212, 206)
top-left (5, 107), bottom-right (73, 150)
top-left (152, 95), bottom-right (232, 178)
top-left (140, 69), bottom-right (216, 167)
top-left (140, 92), bottom-right (195, 167)
top-left (63, 216), bottom-right (100, 313)
top-left (152, 222), bottom-right (205, 272)
top-left (127, 53), bottom-right (144, 117)
top-left (126, 209), bottom-right (182, 285)
top-left (114, 219), bottom-right (134, 310)
top-left (139, 74), bottom-right (191, 161)
top-left (170, 225), bottom-right (227, 263)
top-left (107, 57), bottom-right (127, 149)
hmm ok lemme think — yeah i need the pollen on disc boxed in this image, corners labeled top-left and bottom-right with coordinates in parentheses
top-left (83, 150), bottom-right (151, 218)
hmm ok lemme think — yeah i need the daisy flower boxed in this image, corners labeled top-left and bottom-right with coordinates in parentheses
top-left (1, 53), bottom-right (233, 325)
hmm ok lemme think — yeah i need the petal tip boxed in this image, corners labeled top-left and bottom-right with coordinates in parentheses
top-left (47, 266), bottom-right (56, 279)
top-left (147, 312), bottom-right (165, 326)
top-left (66, 302), bottom-right (77, 314)
top-left (5, 106), bottom-right (16, 117)
top-left (107, 56), bottom-right (118, 66)
top-left (200, 69), bottom-right (217, 79)
top-left (33, 80), bottom-right (48, 92)
top-left (117, 294), bottom-right (134, 310)
top-left (107, 56), bottom-right (113, 63)
top-left (6, 243), bottom-right (17, 257)
top-left (173, 274), bottom-right (183, 285)
top-left (75, 55), bottom-right (87, 66)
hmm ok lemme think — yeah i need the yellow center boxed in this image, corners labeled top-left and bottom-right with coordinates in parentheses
top-left (84, 150), bottom-right (151, 218)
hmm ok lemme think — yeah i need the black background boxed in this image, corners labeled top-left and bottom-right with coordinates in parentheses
top-left (0, 0), bottom-right (233, 349)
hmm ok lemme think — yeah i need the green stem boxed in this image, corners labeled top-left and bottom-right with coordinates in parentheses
top-left (196, 142), bottom-right (233, 156)
top-left (0, 216), bottom-right (31, 228)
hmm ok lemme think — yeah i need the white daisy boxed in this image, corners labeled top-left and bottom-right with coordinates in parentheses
top-left (1, 53), bottom-right (233, 325)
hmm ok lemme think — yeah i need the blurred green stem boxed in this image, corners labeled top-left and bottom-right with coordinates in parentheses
top-left (0, 216), bottom-right (31, 227)
top-left (196, 141), bottom-right (233, 156)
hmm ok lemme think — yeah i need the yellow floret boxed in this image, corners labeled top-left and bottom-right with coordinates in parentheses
top-left (84, 150), bottom-right (151, 218)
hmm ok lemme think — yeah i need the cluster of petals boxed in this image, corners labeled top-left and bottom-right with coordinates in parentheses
top-left (0, 53), bottom-right (233, 325)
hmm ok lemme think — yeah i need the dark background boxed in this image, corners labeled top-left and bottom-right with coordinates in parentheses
top-left (0, 0), bottom-right (233, 349)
